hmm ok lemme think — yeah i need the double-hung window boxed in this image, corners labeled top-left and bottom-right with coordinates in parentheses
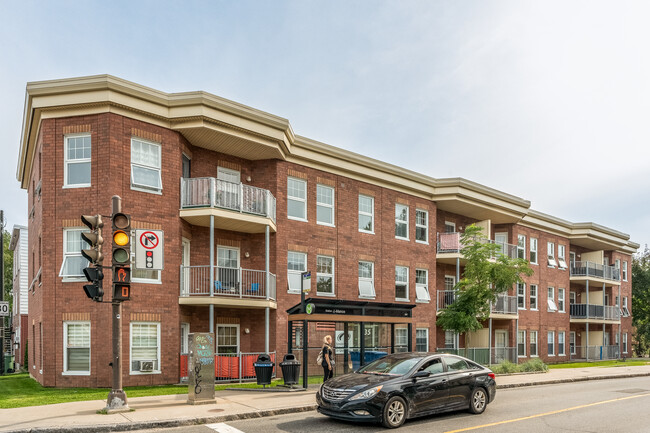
top-left (558, 331), bottom-right (566, 356)
top-left (415, 209), bottom-right (428, 243)
top-left (622, 297), bottom-right (630, 317)
top-left (517, 283), bottom-right (526, 309)
top-left (395, 204), bottom-right (409, 240)
top-left (530, 331), bottom-right (538, 357)
top-left (358, 195), bottom-right (374, 233)
top-left (558, 245), bottom-right (567, 269)
top-left (530, 238), bottom-right (538, 264)
top-left (287, 252), bottom-right (307, 293)
top-left (316, 184), bottom-right (334, 226)
top-left (64, 322), bottom-right (90, 374)
top-left (517, 330), bottom-right (526, 357)
top-left (547, 242), bottom-right (557, 267)
top-left (59, 228), bottom-right (86, 280)
top-left (287, 177), bottom-right (307, 221)
top-left (530, 284), bottom-right (538, 310)
top-left (316, 255), bottom-right (334, 296)
top-left (558, 288), bottom-right (565, 312)
top-left (395, 266), bottom-right (409, 301)
top-left (415, 328), bottom-right (429, 352)
top-left (130, 322), bottom-right (160, 373)
top-left (623, 261), bottom-right (628, 281)
top-left (623, 333), bottom-right (628, 353)
top-left (548, 331), bottom-right (555, 356)
top-left (570, 332), bottom-right (576, 355)
top-left (517, 235), bottom-right (526, 259)
top-left (415, 269), bottom-right (430, 302)
top-left (445, 330), bottom-right (457, 349)
top-left (131, 138), bottom-right (162, 193)
top-left (64, 134), bottom-right (91, 187)
top-left (547, 287), bottom-right (557, 312)
top-left (358, 261), bottom-right (375, 298)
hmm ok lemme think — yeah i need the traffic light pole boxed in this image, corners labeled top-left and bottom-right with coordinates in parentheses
top-left (106, 196), bottom-right (129, 413)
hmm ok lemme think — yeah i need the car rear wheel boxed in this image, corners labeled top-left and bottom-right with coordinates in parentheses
top-left (468, 387), bottom-right (487, 414)
top-left (382, 396), bottom-right (407, 428)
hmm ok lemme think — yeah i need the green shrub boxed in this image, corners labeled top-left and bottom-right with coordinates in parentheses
top-left (518, 358), bottom-right (548, 372)
top-left (491, 360), bottom-right (517, 374)
top-left (491, 358), bottom-right (548, 374)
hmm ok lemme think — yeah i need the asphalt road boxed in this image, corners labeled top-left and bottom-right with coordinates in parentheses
top-left (131, 376), bottom-right (650, 433)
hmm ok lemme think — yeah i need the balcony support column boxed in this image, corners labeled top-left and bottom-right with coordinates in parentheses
top-left (618, 283), bottom-right (621, 357)
top-left (515, 318), bottom-right (519, 362)
top-left (209, 215), bottom-right (215, 334)
top-left (456, 257), bottom-right (460, 350)
top-left (265, 225), bottom-right (270, 353)
top-left (488, 318), bottom-right (492, 365)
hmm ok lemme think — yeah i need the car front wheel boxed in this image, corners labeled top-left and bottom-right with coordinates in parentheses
top-left (382, 396), bottom-right (407, 428)
top-left (468, 387), bottom-right (487, 414)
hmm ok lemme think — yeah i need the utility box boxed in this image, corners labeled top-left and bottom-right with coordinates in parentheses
top-left (187, 333), bottom-right (216, 405)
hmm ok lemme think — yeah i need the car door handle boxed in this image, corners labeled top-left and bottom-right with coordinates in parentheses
top-left (441, 378), bottom-right (448, 383)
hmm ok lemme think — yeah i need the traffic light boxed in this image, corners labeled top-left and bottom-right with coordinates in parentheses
top-left (81, 214), bottom-right (104, 302)
top-left (112, 213), bottom-right (131, 301)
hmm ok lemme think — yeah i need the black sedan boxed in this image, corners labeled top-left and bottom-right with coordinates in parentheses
top-left (316, 352), bottom-right (496, 428)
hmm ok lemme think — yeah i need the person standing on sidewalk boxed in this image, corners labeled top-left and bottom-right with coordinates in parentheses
top-left (321, 335), bottom-right (334, 382)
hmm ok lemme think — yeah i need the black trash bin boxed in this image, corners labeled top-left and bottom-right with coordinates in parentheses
top-left (253, 353), bottom-right (275, 387)
top-left (280, 353), bottom-right (301, 387)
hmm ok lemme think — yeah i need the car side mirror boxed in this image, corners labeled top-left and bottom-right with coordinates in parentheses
top-left (412, 370), bottom-right (431, 379)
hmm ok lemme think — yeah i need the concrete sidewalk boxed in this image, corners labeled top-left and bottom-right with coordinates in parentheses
top-left (2, 364), bottom-right (650, 433)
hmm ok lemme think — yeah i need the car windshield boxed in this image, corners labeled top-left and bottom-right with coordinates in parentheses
top-left (357, 355), bottom-right (424, 376)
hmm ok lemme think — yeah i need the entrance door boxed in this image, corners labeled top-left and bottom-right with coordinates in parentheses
top-left (217, 166), bottom-right (241, 209)
top-left (181, 238), bottom-right (190, 295)
top-left (217, 246), bottom-right (240, 293)
top-left (494, 330), bottom-right (508, 363)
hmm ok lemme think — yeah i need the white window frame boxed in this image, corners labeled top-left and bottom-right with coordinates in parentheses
top-left (530, 238), bottom-right (538, 264)
top-left (316, 184), bottom-right (335, 227)
top-left (622, 296), bottom-right (630, 317)
top-left (358, 195), bottom-right (375, 234)
top-left (395, 204), bottom-right (409, 240)
top-left (287, 251), bottom-right (307, 294)
top-left (517, 235), bottom-right (526, 260)
top-left (415, 328), bottom-right (429, 352)
top-left (217, 166), bottom-right (240, 183)
top-left (517, 283), bottom-right (526, 310)
top-left (547, 287), bottom-right (557, 312)
top-left (444, 221), bottom-right (456, 233)
top-left (130, 322), bottom-right (161, 374)
top-left (415, 269), bottom-right (430, 303)
top-left (530, 284), bottom-right (538, 310)
top-left (358, 261), bottom-right (376, 299)
top-left (623, 333), bottom-right (628, 353)
top-left (530, 331), bottom-right (538, 357)
top-left (570, 331), bottom-right (576, 355)
top-left (316, 255), bottom-right (335, 297)
top-left (558, 245), bottom-right (567, 269)
top-left (547, 242), bottom-right (557, 267)
top-left (445, 330), bottom-right (457, 349)
top-left (287, 177), bottom-right (307, 222)
top-left (415, 209), bottom-right (428, 244)
top-left (216, 324), bottom-right (240, 354)
top-left (130, 137), bottom-right (162, 193)
top-left (558, 288), bottom-right (565, 313)
top-left (395, 266), bottom-right (409, 301)
top-left (518, 330), bottom-right (526, 357)
top-left (59, 228), bottom-right (87, 281)
top-left (63, 321), bottom-right (91, 375)
top-left (180, 323), bottom-right (190, 354)
top-left (623, 261), bottom-right (628, 281)
top-left (395, 327), bottom-right (408, 348)
top-left (64, 134), bottom-right (91, 188)
top-left (558, 331), bottom-right (566, 356)
top-left (444, 275), bottom-right (456, 291)
top-left (548, 331), bottom-right (555, 356)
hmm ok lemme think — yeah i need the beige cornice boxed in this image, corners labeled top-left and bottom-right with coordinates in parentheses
top-left (16, 75), bottom-right (638, 254)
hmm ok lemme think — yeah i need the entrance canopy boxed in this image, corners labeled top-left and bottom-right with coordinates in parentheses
top-left (287, 298), bottom-right (415, 323)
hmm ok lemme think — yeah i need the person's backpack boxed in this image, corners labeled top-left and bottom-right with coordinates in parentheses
top-left (316, 351), bottom-right (323, 365)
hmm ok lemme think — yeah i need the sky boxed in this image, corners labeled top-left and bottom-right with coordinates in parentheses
top-left (0, 0), bottom-right (648, 250)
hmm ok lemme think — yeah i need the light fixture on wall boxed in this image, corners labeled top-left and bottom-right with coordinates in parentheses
top-left (246, 176), bottom-right (252, 182)
top-left (244, 328), bottom-right (250, 334)
top-left (245, 252), bottom-right (250, 258)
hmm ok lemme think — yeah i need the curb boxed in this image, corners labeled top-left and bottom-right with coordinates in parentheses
top-left (9, 372), bottom-right (650, 433)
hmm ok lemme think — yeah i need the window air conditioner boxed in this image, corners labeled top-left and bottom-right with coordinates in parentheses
top-left (139, 360), bottom-right (155, 372)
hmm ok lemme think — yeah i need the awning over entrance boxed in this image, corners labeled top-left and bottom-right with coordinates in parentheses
top-left (286, 298), bottom-right (415, 323)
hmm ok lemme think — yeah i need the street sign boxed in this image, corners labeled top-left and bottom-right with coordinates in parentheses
top-left (0, 302), bottom-right (9, 317)
top-left (301, 271), bottom-right (311, 293)
top-left (134, 229), bottom-right (164, 270)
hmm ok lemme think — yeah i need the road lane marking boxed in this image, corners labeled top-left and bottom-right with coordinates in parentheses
top-left (205, 423), bottom-right (245, 433)
top-left (444, 392), bottom-right (650, 433)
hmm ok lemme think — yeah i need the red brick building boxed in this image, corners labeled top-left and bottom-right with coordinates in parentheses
top-left (16, 75), bottom-right (638, 387)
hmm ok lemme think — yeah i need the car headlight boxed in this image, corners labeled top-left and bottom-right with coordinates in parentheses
top-left (349, 385), bottom-right (383, 401)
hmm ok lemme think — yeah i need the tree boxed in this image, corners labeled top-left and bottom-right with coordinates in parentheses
top-left (437, 224), bottom-right (534, 335)
top-left (632, 246), bottom-right (650, 356)
top-left (2, 230), bottom-right (13, 307)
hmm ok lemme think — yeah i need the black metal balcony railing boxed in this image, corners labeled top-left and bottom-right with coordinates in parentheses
top-left (180, 177), bottom-right (277, 223)
top-left (570, 261), bottom-right (620, 282)
top-left (569, 303), bottom-right (620, 321)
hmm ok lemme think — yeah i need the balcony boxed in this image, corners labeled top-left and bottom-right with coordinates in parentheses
top-left (569, 303), bottom-right (621, 323)
top-left (570, 261), bottom-right (620, 286)
top-left (180, 265), bottom-right (277, 309)
top-left (180, 177), bottom-right (277, 233)
top-left (437, 347), bottom-right (517, 365)
top-left (436, 290), bottom-right (517, 318)
top-left (436, 232), bottom-right (519, 265)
